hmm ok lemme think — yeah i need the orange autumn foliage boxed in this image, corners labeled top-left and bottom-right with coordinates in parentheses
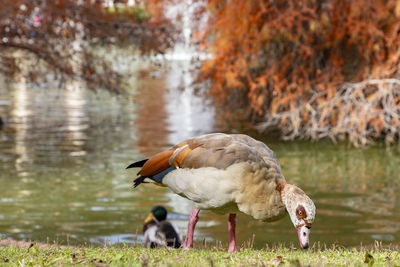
top-left (196, 0), bottom-right (400, 145)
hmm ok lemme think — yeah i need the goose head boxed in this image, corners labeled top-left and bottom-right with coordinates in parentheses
top-left (280, 183), bottom-right (316, 249)
top-left (145, 205), bottom-right (168, 224)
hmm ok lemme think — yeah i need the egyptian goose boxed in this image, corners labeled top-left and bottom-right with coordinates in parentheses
top-left (128, 133), bottom-right (316, 252)
top-left (143, 206), bottom-right (181, 248)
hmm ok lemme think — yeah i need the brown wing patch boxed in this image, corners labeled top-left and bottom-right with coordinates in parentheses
top-left (170, 141), bottom-right (203, 168)
top-left (174, 141), bottom-right (188, 149)
top-left (178, 145), bottom-right (245, 170)
top-left (173, 140), bottom-right (201, 150)
top-left (173, 146), bottom-right (192, 167)
top-left (140, 150), bottom-right (174, 176)
top-left (174, 140), bottom-right (263, 170)
top-left (177, 146), bottom-right (218, 169)
top-left (163, 134), bottom-right (281, 173)
top-left (179, 146), bottom-right (205, 168)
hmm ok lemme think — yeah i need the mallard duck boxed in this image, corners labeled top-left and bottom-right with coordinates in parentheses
top-left (128, 133), bottom-right (316, 252)
top-left (142, 205), bottom-right (181, 248)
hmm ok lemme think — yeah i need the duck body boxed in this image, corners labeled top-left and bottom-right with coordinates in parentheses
top-left (129, 133), bottom-right (316, 252)
top-left (143, 206), bottom-right (181, 248)
top-left (143, 221), bottom-right (181, 248)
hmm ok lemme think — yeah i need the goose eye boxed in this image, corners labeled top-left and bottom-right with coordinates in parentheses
top-left (298, 210), bottom-right (302, 216)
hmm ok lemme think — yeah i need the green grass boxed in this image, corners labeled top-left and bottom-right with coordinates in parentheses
top-left (0, 243), bottom-right (399, 266)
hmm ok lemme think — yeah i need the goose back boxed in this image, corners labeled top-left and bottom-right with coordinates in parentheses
top-left (133, 133), bottom-right (287, 221)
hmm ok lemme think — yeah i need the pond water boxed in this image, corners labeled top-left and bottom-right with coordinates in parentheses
top-left (0, 58), bottom-right (400, 249)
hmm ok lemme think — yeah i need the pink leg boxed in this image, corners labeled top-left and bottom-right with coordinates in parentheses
top-left (182, 209), bottom-right (200, 249)
top-left (228, 213), bottom-right (237, 252)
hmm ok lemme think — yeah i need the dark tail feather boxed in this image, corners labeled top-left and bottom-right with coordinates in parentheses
top-left (126, 159), bottom-right (148, 169)
top-left (133, 176), bottom-right (147, 188)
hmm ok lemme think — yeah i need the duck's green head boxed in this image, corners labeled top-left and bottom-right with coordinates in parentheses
top-left (144, 206), bottom-right (168, 223)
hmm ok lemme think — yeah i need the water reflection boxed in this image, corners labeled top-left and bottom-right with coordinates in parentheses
top-left (63, 80), bottom-right (88, 156)
top-left (166, 61), bottom-right (215, 145)
top-left (12, 80), bottom-right (32, 174)
top-left (135, 67), bottom-right (170, 156)
top-left (0, 73), bottom-right (141, 243)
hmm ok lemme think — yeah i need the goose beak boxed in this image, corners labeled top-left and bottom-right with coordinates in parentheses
top-left (144, 213), bottom-right (155, 223)
top-left (296, 225), bottom-right (310, 249)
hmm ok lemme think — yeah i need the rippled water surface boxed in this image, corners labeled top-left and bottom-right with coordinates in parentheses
top-left (0, 59), bottom-right (399, 249)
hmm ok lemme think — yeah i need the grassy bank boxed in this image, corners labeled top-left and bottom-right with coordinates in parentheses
top-left (1, 243), bottom-right (400, 266)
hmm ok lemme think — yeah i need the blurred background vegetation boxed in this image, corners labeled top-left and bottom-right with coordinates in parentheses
top-left (1, 0), bottom-right (400, 145)
top-left (0, 0), bottom-right (177, 92)
top-left (195, 0), bottom-right (400, 146)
